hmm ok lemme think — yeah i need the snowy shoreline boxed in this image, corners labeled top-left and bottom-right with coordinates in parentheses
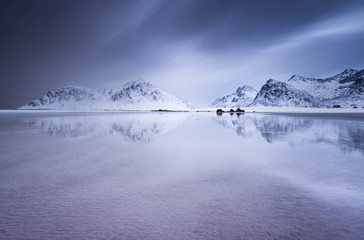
top-left (197, 107), bottom-right (364, 114)
top-left (1, 107), bottom-right (364, 114)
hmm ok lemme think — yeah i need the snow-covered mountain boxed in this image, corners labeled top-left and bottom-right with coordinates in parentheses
top-left (210, 85), bottom-right (258, 108)
top-left (250, 68), bottom-right (364, 108)
top-left (19, 79), bottom-right (191, 110)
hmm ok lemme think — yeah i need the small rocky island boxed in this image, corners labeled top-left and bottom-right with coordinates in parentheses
top-left (216, 108), bottom-right (245, 115)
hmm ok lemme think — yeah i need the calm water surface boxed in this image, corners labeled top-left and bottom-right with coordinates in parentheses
top-left (0, 111), bottom-right (364, 239)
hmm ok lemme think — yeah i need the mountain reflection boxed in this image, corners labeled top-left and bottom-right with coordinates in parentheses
top-left (25, 113), bottom-right (187, 144)
top-left (214, 113), bottom-right (364, 155)
top-left (214, 113), bottom-right (257, 138)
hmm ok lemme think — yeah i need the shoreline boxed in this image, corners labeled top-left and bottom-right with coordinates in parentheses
top-left (0, 107), bottom-right (364, 114)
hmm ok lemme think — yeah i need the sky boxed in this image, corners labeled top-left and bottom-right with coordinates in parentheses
top-left (1, 0), bottom-right (364, 108)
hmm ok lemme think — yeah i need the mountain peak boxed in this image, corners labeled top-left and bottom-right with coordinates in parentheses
top-left (287, 75), bottom-right (311, 82)
top-left (125, 78), bottom-right (149, 85)
top-left (330, 68), bottom-right (360, 82)
top-left (342, 68), bottom-right (357, 74)
top-left (267, 78), bottom-right (279, 83)
top-left (210, 84), bottom-right (258, 108)
top-left (289, 74), bottom-right (302, 79)
top-left (121, 79), bottom-right (157, 95)
top-left (236, 85), bottom-right (253, 92)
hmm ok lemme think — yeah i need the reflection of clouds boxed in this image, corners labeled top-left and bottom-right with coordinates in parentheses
top-left (25, 113), bottom-right (187, 144)
top-left (214, 113), bottom-right (364, 155)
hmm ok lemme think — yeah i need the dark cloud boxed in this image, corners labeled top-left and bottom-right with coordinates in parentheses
top-left (1, 0), bottom-right (364, 108)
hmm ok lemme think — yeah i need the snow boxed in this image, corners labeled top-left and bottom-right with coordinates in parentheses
top-left (210, 85), bottom-right (258, 108)
top-left (19, 79), bottom-right (191, 111)
top-left (197, 106), bottom-right (364, 113)
top-left (16, 68), bottom-right (364, 110)
top-left (210, 68), bottom-right (363, 109)
top-left (250, 68), bottom-right (364, 108)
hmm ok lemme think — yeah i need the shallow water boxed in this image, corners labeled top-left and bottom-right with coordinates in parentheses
top-left (0, 111), bottom-right (364, 239)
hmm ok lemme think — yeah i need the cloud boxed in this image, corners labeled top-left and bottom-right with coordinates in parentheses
top-left (1, 0), bottom-right (364, 108)
top-left (267, 9), bottom-right (364, 51)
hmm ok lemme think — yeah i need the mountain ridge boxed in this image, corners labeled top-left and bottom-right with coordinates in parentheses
top-left (18, 68), bottom-right (364, 110)
top-left (19, 79), bottom-right (191, 110)
top-left (250, 68), bottom-right (364, 108)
